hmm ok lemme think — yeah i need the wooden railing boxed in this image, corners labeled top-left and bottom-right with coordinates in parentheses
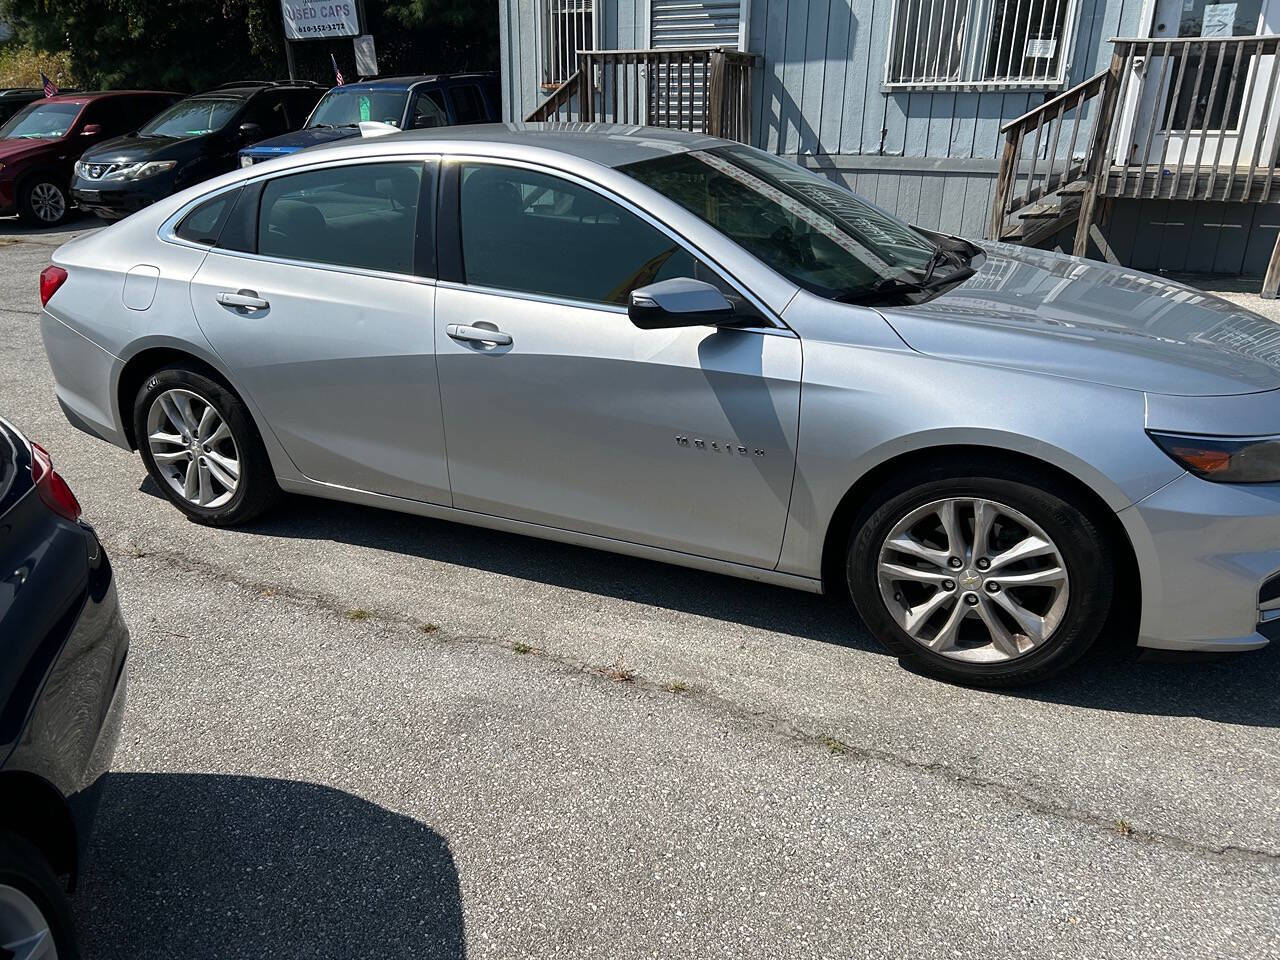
top-left (993, 35), bottom-right (1280, 256)
top-left (989, 57), bottom-right (1124, 252)
top-left (525, 48), bottom-right (759, 143)
top-left (1105, 35), bottom-right (1280, 203)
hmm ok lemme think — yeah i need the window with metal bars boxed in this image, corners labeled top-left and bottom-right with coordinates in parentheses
top-left (885, 0), bottom-right (1080, 89)
top-left (542, 0), bottom-right (595, 88)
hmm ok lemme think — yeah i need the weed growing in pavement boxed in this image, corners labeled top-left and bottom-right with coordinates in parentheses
top-left (512, 641), bottom-right (534, 654)
top-left (345, 608), bottom-right (372, 621)
top-left (418, 623), bottom-right (439, 635)
top-left (822, 736), bottom-right (849, 756)
top-left (604, 659), bottom-right (636, 683)
top-left (666, 681), bottom-right (690, 693)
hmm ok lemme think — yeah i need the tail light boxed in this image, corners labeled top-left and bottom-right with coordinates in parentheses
top-left (30, 441), bottom-right (82, 523)
top-left (39, 264), bottom-right (68, 307)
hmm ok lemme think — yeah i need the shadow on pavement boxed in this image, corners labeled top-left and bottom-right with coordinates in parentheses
top-left (78, 772), bottom-right (466, 960)
top-left (139, 477), bottom-right (877, 654)
top-left (139, 480), bottom-right (1280, 726)
top-left (0, 211), bottom-right (102, 238)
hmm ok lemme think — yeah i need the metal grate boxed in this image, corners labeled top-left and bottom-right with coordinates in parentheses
top-left (886, 0), bottom-right (1080, 89)
top-left (543, 0), bottom-right (595, 88)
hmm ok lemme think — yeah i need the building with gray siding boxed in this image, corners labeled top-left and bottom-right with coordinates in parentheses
top-left (499, 0), bottom-right (1280, 281)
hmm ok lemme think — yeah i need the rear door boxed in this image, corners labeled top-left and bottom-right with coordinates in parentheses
top-left (187, 158), bottom-right (450, 504)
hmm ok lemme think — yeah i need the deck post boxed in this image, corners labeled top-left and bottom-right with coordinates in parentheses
top-left (1073, 51), bottom-right (1125, 257)
top-left (707, 50), bottom-right (727, 138)
top-left (989, 131), bottom-right (1018, 241)
top-left (1264, 230), bottom-right (1280, 300)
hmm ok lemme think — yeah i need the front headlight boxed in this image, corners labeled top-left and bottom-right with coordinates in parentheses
top-left (103, 160), bottom-right (177, 181)
top-left (73, 160), bottom-right (85, 178)
top-left (1148, 431), bottom-right (1280, 483)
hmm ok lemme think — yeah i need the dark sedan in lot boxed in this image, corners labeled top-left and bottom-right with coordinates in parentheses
top-left (0, 402), bottom-right (128, 955)
top-left (0, 90), bottom-right (177, 226)
top-left (71, 80), bottom-right (324, 220)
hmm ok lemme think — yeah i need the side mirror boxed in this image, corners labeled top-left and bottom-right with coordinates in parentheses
top-left (237, 122), bottom-right (262, 140)
top-left (80, 123), bottom-right (102, 137)
top-left (628, 278), bottom-right (735, 330)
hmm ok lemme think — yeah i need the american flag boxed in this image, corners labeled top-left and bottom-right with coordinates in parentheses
top-left (330, 54), bottom-right (344, 86)
top-left (40, 71), bottom-right (58, 98)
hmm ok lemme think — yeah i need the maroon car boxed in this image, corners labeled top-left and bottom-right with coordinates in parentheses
top-left (0, 90), bottom-right (177, 227)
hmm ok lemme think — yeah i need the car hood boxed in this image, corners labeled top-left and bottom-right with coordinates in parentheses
top-left (876, 244), bottom-right (1280, 397)
top-left (240, 126), bottom-right (359, 156)
top-left (80, 133), bottom-right (204, 164)
top-left (0, 137), bottom-right (56, 164)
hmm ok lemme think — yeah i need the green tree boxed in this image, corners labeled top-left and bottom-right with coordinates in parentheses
top-left (0, 0), bottom-right (497, 92)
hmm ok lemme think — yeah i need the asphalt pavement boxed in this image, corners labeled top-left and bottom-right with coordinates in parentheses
top-left (2, 214), bottom-right (1279, 959)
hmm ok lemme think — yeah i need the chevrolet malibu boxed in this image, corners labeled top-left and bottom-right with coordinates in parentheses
top-left (35, 124), bottom-right (1280, 686)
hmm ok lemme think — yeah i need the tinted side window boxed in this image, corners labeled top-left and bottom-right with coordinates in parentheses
top-left (410, 89), bottom-right (448, 128)
top-left (242, 92), bottom-right (290, 137)
top-left (286, 90), bottom-right (322, 127)
top-left (176, 188), bottom-right (242, 246)
top-left (447, 85), bottom-right (484, 124)
top-left (258, 162), bottom-right (428, 275)
top-left (458, 164), bottom-right (696, 306)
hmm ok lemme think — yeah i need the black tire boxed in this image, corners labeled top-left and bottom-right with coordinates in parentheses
top-left (0, 830), bottom-right (80, 959)
top-left (847, 459), bottom-right (1115, 688)
top-left (17, 178), bottom-right (70, 227)
top-left (133, 365), bottom-right (279, 526)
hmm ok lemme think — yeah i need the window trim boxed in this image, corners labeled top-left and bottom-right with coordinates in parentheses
top-left (435, 154), bottom-right (785, 330)
top-left (159, 154), bottom-right (441, 284)
top-left (881, 0), bottom-right (1082, 92)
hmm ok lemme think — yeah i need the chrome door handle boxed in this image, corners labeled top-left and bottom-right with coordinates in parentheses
top-left (216, 290), bottom-right (269, 310)
top-left (447, 323), bottom-right (512, 346)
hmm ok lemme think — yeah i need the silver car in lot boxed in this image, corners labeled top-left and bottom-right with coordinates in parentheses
top-left (36, 123), bottom-right (1280, 685)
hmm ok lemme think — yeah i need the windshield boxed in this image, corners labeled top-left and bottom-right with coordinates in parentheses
top-left (0, 101), bottom-right (81, 139)
top-left (621, 145), bottom-right (947, 302)
top-left (140, 98), bottom-right (241, 137)
top-left (307, 89), bottom-right (407, 128)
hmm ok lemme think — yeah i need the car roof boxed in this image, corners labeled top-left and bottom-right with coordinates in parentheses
top-left (326, 71), bottom-right (497, 92)
top-left (43, 90), bottom-right (177, 106)
top-left (340, 121), bottom-right (724, 168)
top-left (197, 82), bottom-right (325, 99)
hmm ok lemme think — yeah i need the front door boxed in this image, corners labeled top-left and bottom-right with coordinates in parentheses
top-left (189, 159), bottom-right (450, 504)
top-left (434, 160), bottom-right (801, 569)
top-left (1129, 0), bottom-right (1279, 169)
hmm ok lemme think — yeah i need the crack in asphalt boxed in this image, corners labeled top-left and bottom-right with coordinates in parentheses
top-left (107, 533), bottom-right (1280, 870)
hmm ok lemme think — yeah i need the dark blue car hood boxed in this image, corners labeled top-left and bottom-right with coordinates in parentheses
top-left (239, 126), bottom-right (361, 157)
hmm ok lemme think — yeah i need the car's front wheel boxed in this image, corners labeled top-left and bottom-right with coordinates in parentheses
top-left (133, 366), bottom-right (279, 526)
top-left (0, 830), bottom-right (79, 959)
top-left (18, 179), bottom-right (69, 227)
top-left (848, 461), bottom-right (1115, 687)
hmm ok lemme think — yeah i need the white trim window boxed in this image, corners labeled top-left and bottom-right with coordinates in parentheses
top-left (885, 0), bottom-right (1081, 89)
top-left (542, 0), bottom-right (595, 88)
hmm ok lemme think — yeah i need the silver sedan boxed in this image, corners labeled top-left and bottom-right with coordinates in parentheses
top-left (36, 123), bottom-right (1280, 686)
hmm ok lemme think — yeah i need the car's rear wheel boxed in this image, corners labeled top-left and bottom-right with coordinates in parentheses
top-left (0, 830), bottom-right (78, 959)
top-left (847, 461), bottom-right (1115, 687)
top-left (133, 366), bottom-right (279, 526)
top-left (18, 179), bottom-right (69, 227)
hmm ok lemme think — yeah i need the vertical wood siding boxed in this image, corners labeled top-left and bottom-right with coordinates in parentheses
top-left (500, 0), bottom-right (1276, 274)
top-left (750, 0), bottom-right (1144, 161)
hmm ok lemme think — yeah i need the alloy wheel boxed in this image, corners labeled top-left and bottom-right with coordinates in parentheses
top-left (0, 883), bottom-right (57, 960)
top-left (146, 388), bottom-right (241, 508)
top-left (29, 183), bottom-right (65, 224)
top-left (876, 497), bottom-right (1070, 663)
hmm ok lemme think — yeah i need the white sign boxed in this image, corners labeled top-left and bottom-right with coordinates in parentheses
top-left (1025, 37), bottom-right (1058, 59)
top-left (1201, 3), bottom-right (1237, 37)
top-left (354, 34), bottom-right (378, 77)
top-left (281, 1), bottom-right (359, 41)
